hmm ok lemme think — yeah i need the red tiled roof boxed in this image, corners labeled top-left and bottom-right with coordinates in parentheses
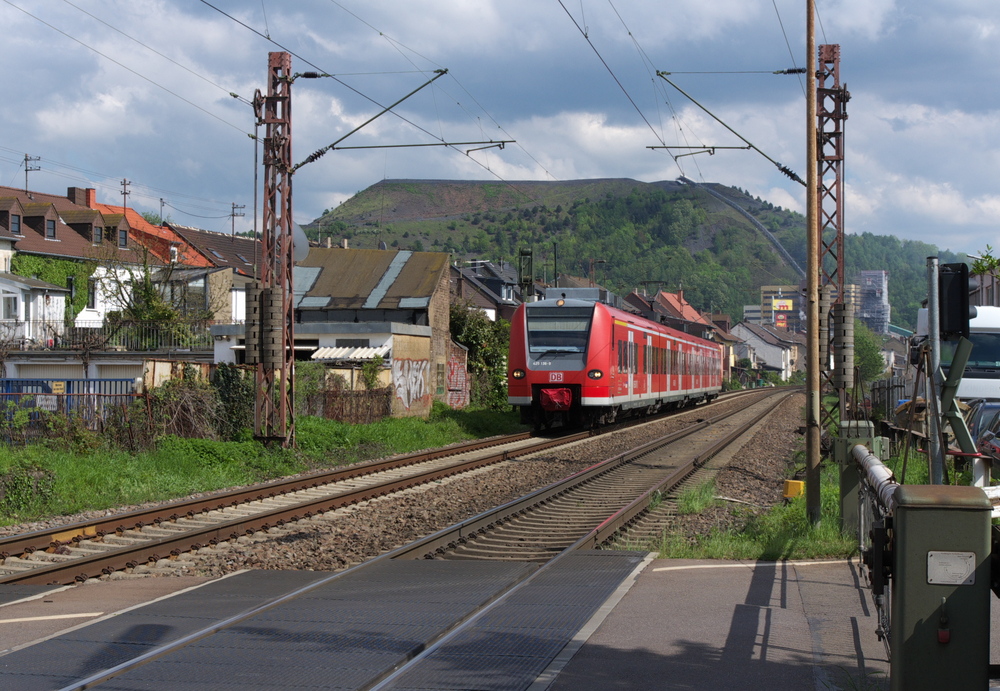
top-left (93, 203), bottom-right (213, 268)
top-left (655, 290), bottom-right (713, 327)
top-left (0, 186), bottom-right (147, 263)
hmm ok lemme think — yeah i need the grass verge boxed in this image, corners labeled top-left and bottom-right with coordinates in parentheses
top-left (658, 461), bottom-right (855, 561)
top-left (0, 404), bottom-right (526, 527)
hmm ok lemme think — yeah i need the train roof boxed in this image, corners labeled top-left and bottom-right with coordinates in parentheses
top-left (521, 298), bottom-right (719, 349)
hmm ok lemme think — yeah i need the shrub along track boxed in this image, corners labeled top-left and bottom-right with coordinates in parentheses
top-left (0, 389), bottom-right (789, 583)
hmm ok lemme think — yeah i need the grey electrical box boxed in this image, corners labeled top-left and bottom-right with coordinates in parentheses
top-left (835, 420), bottom-right (882, 533)
top-left (890, 485), bottom-right (991, 690)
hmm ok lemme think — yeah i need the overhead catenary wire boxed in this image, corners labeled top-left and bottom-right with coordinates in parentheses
top-left (2, 0), bottom-right (250, 136)
top-left (202, 0), bottom-right (538, 196)
top-left (57, 0), bottom-right (252, 106)
top-left (556, 0), bottom-right (665, 146)
top-left (656, 71), bottom-right (805, 187)
top-left (772, 0), bottom-right (805, 96)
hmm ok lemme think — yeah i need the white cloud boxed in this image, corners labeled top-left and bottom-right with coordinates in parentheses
top-left (36, 90), bottom-right (152, 140)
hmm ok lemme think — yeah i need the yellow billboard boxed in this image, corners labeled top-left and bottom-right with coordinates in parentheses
top-left (773, 298), bottom-right (794, 311)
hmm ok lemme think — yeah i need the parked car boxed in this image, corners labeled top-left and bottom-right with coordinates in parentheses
top-left (964, 399), bottom-right (1000, 442)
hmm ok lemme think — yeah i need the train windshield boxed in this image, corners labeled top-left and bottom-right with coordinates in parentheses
top-left (942, 332), bottom-right (1000, 369)
top-left (525, 306), bottom-right (594, 354)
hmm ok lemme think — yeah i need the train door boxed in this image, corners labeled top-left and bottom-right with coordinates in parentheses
top-left (627, 330), bottom-right (635, 403)
top-left (643, 334), bottom-right (656, 398)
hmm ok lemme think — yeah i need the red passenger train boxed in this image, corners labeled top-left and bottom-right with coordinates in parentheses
top-left (508, 295), bottom-right (723, 428)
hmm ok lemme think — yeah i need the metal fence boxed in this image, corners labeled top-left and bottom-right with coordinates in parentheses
top-left (0, 320), bottom-right (223, 352)
top-left (0, 378), bottom-right (140, 439)
top-left (299, 388), bottom-right (393, 425)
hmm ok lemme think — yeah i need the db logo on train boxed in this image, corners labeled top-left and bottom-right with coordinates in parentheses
top-left (549, 372), bottom-right (564, 382)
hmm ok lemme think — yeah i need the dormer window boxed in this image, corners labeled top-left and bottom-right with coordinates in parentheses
top-left (10, 215), bottom-right (20, 236)
top-left (45, 219), bottom-right (56, 239)
top-left (118, 228), bottom-right (127, 248)
top-left (93, 225), bottom-right (103, 244)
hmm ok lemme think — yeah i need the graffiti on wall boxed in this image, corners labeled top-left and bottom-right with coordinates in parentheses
top-left (447, 353), bottom-right (468, 408)
top-left (392, 358), bottom-right (429, 409)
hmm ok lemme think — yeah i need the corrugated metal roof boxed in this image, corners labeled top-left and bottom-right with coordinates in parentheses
top-left (297, 248), bottom-right (447, 310)
top-left (311, 344), bottom-right (391, 361)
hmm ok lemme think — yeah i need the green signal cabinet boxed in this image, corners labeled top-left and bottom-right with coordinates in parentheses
top-left (890, 484), bottom-right (991, 690)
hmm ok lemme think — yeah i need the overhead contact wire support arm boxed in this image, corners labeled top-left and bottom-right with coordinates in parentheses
top-left (292, 70), bottom-right (449, 173)
top-left (656, 71), bottom-right (806, 186)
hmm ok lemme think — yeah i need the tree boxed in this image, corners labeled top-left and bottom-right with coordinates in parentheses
top-left (854, 319), bottom-right (886, 384)
top-left (450, 301), bottom-right (509, 409)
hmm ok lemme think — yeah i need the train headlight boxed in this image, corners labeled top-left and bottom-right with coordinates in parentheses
top-left (512, 369), bottom-right (526, 379)
top-left (587, 369), bottom-right (604, 380)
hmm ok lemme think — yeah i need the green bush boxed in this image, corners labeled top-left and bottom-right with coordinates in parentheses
top-left (0, 464), bottom-right (54, 513)
top-left (213, 363), bottom-right (254, 440)
top-left (155, 435), bottom-right (265, 468)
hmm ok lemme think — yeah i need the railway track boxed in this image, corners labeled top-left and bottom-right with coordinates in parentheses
top-left (393, 387), bottom-right (793, 561)
top-left (0, 389), bottom-right (771, 585)
top-left (11, 387), bottom-right (796, 691)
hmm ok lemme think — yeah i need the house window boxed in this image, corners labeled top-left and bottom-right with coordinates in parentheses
top-left (2, 296), bottom-right (16, 320)
top-left (10, 215), bottom-right (20, 235)
top-left (93, 225), bottom-right (103, 244)
top-left (87, 279), bottom-right (96, 309)
top-left (45, 219), bottom-right (56, 239)
top-left (118, 228), bottom-right (127, 248)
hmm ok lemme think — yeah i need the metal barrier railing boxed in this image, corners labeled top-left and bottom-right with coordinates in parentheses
top-left (0, 319), bottom-right (231, 351)
top-left (854, 443), bottom-right (896, 658)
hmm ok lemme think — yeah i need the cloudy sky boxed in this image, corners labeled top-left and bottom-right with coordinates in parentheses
top-left (0, 0), bottom-right (997, 256)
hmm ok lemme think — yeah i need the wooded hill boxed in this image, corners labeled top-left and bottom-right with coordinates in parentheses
top-left (304, 178), bottom-right (964, 329)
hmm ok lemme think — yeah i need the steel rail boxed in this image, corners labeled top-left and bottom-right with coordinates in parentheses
top-left (0, 432), bottom-right (590, 585)
top-left (0, 387), bottom-right (775, 585)
top-left (575, 391), bottom-right (789, 549)
top-left (391, 389), bottom-right (790, 560)
top-left (45, 388), bottom-right (789, 691)
top-left (0, 431), bottom-right (539, 563)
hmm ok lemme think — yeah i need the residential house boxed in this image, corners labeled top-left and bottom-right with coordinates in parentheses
top-left (731, 321), bottom-right (799, 381)
top-left (165, 223), bottom-right (260, 322)
top-left (625, 289), bottom-right (716, 341)
top-left (213, 247), bottom-right (465, 417)
top-left (0, 185), bottom-right (255, 380)
top-left (450, 260), bottom-right (520, 321)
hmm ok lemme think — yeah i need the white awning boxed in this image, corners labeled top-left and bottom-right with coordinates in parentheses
top-left (311, 344), bottom-right (391, 361)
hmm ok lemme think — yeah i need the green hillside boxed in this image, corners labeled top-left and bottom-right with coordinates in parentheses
top-left (304, 178), bottom-right (963, 329)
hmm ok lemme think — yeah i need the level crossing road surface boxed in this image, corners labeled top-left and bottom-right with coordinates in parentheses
top-left (5, 555), bottom-right (997, 690)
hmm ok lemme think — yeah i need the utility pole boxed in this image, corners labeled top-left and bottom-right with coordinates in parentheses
top-left (121, 178), bottom-right (131, 210)
top-left (247, 53), bottom-right (511, 448)
top-left (23, 154), bottom-right (39, 193)
top-left (253, 52), bottom-right (296, 447)
top-left (231, 202), bottom-right (246, 237)
top-left (805, 0), bottom-right (822, 525)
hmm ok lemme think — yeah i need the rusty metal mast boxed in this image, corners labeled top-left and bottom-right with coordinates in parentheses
top-left (817, 44), bottom-right (849, 299)
top-left (253, 52), bottom-right (296, 446)
top-left (816, 45), bottom-right (851, 430)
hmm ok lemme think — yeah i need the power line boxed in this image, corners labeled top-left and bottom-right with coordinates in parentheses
top-left (772, 0), bottom-right (806, 97)
top-left (556, 0), bottom-right (664, 146)
top-left (58, 0), bottom-right (252, 106)
top-left (0, 144), bottom-right (238, 207)
top-left (205, 0), bottom-right (554, 203)
top-left (2, 0), bottom-right (251, 135)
